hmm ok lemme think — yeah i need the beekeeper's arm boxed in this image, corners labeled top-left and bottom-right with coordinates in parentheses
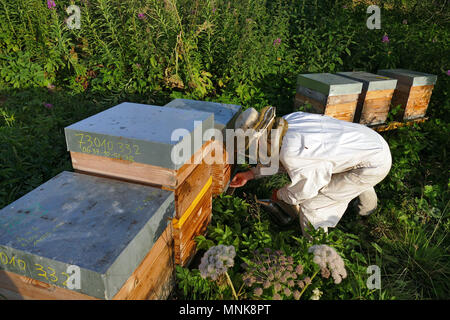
top-left (275, 154), bottom-right (333, 206)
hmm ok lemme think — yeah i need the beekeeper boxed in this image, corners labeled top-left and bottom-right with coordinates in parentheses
top-left (230, 107), bottom-right (392, 236)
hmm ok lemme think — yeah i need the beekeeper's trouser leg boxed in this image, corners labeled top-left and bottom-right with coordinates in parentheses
top-left (297, 153), bottom-right (391, 231)
top-left (355, 187), bottom-right (378, 216)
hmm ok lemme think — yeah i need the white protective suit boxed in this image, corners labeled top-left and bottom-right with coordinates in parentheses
top-left (251, 111), bottom-right (392, 230)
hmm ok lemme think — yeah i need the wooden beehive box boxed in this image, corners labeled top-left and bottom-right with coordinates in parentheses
top-left (164, 99), bottom-right (242, 195)
top-left (0, 172), bottom-right (176, 300)
top-left (337, 71), bottom-right (397, 125)
top-left (295, 73), bottom-right (363, 122)
top-left (64, 102), bottom-right (214, 266)
top-left (377, 69), bottom-right (437, 120)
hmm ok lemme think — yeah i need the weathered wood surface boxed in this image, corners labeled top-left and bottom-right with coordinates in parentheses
top-left (356, 89), bottom-right (394, 125)
top-left (172, 178), bottom-right (212, 267)
top-left (113, 224), bottom-right (175, 300)
top-left (294, 93), bottom-right (358, 122)
top-left (391, 85), bottom-right (434, 120)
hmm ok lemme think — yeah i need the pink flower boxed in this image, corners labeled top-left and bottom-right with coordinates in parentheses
top-left (382, 35), bottom-right (389, 43)
top-left (47, 0), bottom-right (56, 9)
top-left (446, 70), bottom-right (450, 76)
top-left (138, 13), bottom-right (146, 20)
top-left (273, 38), bottom-right (282, 46)
top-left (212, 8), bottom-right (217, 13)
top-left (43, 103), bottom-right (53, 109)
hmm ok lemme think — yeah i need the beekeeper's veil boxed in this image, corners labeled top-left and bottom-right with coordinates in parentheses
top-left (234, 106), bottom-right (288, 165)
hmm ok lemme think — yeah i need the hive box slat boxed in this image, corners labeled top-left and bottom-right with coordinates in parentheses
top-left (337, 71), bottom-right (397, 125)
top-left (377, 69), bottom-right (437, 120)
top-left (295, 73), bottom-right (363, 122)
top-left (70, 140), bottom-right (212, 190)
top-left (0, 171), bottom-right (175, 300)
top-left (172, 178), bottom-right (212, 266)
top-left (164, 99), bottom-right (242, 195)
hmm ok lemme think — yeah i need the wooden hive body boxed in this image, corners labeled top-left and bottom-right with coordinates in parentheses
top-left (164, 99), bottom-right (242, 195)
top-left (377, 69), bottom-right (437, 120)
top-left (337, 71), bottom-right (397, 125)
top-left (294, 73), bottom-right (363, 122)
top-left (0, 172), bottom-right (176, 300)
top-left (65, 103), bottom-right (215, 270)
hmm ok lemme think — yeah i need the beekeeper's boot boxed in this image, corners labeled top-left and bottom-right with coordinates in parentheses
top-left (355, 187), bottom-right (378, 216)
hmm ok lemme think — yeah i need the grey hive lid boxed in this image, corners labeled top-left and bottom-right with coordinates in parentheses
top-left (64, 102), bottom-right (214, 170)
top-left (164, 99), bottom-right (242, 133)
top-left (337, 71), bottom-right (398, 91)
top-left (0, 171), bottom-right (175, 299)
top-left (377, 69), bottom-right (437, 86)
top-left (297, 73), bottom-right (363, 96)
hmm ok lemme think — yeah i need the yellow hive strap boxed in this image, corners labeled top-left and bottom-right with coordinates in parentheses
top-left (172, 176), bottom-right (213, 229)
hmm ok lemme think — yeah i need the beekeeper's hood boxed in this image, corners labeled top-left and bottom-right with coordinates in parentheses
top-left (234, 106), bottom-right (288, 164)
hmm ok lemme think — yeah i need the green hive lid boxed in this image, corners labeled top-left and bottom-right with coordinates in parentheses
top-left (164, 99), bottom-right (242, 134)
top-left (377, 69), bottom-right (437, 86)
top-left (297, 73), bottom-right (363, 96)
top-left (64, 102), bottom-right (214, 170)
top-left (337, 71), bottom-right (398, 91)
top-left (0, 171), bottom-right (175, 299)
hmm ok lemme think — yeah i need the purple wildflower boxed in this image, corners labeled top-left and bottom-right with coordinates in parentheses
top-left (43, 103), bottom-right (53, 109)
top-left (47, 0), bottom-right (56, 9)
top-left (446, 70), bottom-right (450, 76)
top-left (138, 13), bottom-right (146, 20)
top-left (212, 7), bottom-right (217, 13)
top-left (382, 35), bottom-right (389, 43)
top-left (273, 38), bottom-right (282, 46)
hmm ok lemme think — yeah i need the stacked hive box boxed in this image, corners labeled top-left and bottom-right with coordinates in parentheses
top-left (0, 172), bottom-right (175, 300)
top-left (295, 73), bottom-right (363, 122)
top-left (64, 102), bottom-right (215, 267)
top-left (377, 69), bottom-right (437, 120)
top-left (0, 102), bottom-right (217, 300)
top-left (164, 99), bottom-right (242, 196)
top-left (337, 71), bottom-right (398, 125)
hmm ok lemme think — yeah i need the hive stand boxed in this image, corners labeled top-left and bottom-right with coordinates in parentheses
top-left (294, 73), bottom-right (363, 122)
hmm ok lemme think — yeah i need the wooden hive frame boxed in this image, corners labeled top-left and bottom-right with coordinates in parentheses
top-left (209, 140), bottom-right (233, 196)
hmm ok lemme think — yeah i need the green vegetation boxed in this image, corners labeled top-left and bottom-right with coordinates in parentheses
top-left (0, 0), bottom-right (448, 300)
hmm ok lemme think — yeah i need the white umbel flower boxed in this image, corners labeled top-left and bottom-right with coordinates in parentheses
top-left (199, 245), bottom-right (236, 280)
top-left (310, 288), bottom-right (323, 300)
top-left (308, 244), bottom-right (347, 284)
